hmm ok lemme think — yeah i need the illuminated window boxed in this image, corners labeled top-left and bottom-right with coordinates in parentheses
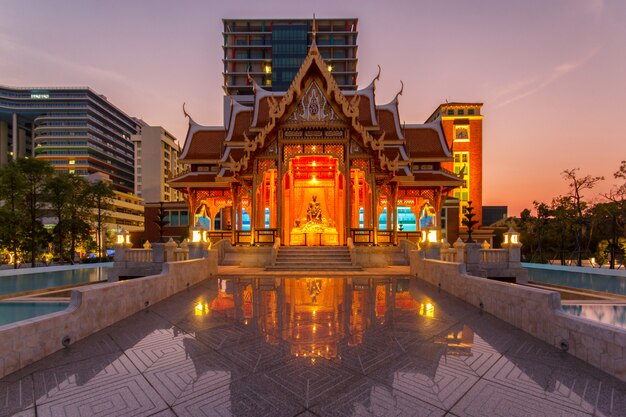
top-left (453, 151), bottom-right (470, 199)
top-left (69, 160), bottom-right (76, 165)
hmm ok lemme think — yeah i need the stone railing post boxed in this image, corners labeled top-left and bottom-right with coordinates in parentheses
top-left (453, 238), bottom-right (466, 264)
top-left (164, 238), bottom-right (176, 263)
top-left (423, 240), bottom-right (441, 260)
top-left (504, 241), bottom-right (522, 268)
top-left (152, 243), bottom-right (164, 263)
top-left (113, 243), bottom-right (126, 263)
top-left (465, 242), bottom-right (481, 275)
top-left (178, 239), bottom-right (190, 261)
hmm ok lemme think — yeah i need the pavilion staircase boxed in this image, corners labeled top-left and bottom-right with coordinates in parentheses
top-left (266, 246), bottom-right (362, 271)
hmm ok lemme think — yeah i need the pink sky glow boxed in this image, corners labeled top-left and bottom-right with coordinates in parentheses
top-left (1, 0), bottom-right (624, 216)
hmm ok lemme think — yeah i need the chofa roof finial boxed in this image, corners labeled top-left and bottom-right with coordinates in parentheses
top-left (394, 80), bottom-right (404, 102)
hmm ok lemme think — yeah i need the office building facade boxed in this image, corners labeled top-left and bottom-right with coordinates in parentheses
top-left (0, 85), bottom-right (138, 193)
top-left (132, 124), bottom-right (185, 203)
top-left (222, 18), bottom-right (358, 99)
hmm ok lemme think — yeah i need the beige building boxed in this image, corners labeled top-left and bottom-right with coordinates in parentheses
top-left (84, 172), bottom-right (144, 233)
top-left (132, 125), bottom-right (185, 203)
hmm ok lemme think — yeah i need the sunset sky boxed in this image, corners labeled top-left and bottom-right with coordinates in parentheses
top-left (1, 0), bottom-right (624, 216)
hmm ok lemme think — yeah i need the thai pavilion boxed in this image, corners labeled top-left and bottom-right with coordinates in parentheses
top-left (170, 39), bottom-right (463, 247)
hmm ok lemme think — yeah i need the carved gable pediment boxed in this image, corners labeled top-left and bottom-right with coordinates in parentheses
top-left (286, 80), bottom-right (340, 124)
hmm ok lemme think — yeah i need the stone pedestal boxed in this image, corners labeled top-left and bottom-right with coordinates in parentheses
top-left (465, 243), bottom-right (482, 276)
top-left (422, 242), bottom-right (441, 260)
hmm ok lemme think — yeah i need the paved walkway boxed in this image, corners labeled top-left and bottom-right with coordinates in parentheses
top-left (2, 275), bottom-right (626, 417)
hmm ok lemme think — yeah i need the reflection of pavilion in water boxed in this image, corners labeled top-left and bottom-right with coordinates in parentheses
top-left (203, 277), bottom-right (473, 361)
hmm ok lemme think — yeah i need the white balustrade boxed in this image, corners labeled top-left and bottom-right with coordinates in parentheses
top-left (440, 249), bottom-right (457, 263)
top-left (125, 249), bottom-right (153, 263)
top-left (479, 249), bottom-right (508, 265)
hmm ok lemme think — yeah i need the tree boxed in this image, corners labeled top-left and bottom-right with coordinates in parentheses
top-left (16, 158), bottom-right (53, 267)
top-left (66, 175), bottom-right (93, 264)
top-left (0, 162), bottom-right (25, 268)
top-left (561, 169), bottom-right (604, 266)
top-left (44, 173), bottom-right (74, 264)
top-left (595, 161), bottom-right (626, 269)
top-left (87, 180), bottom-right (114, 259)
top-left (549, 195), bottom-right (577, 265)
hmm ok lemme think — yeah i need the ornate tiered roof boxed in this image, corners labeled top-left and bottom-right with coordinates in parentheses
top-left (172, 38), bottom-right (462, 190)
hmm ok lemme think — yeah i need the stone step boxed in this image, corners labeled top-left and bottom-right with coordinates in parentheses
top-left (268, 246), bottom-right (359, 271)
top-left (266, 265), bottom-right (363, 271)
top-left (276, 255), bottom-right (350, 259)
top-left (277, 249), bottom-right (349, 252)
top-left (275, 260), bottom-right (351, 265)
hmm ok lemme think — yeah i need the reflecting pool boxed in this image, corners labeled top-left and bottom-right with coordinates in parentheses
top-left (0, 265), bottom-right (109, 297)
top-left (561, 304), bottom-right (626, 330)
top-left (524, 263), bottom-right (626, 297)
top-left (0, 302), bottom-right (69, 326)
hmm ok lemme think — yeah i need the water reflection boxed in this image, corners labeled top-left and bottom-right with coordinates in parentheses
top-left (562, 304), bottom-right (626, 330)
top-left (198, 277), bottom-right (450, 360)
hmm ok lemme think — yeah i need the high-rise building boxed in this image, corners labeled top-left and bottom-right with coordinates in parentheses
top-left (0, 85), bottom-right (138, 194)
top-left (426, 103), bottom-right (484, 226)
top-left (131, 124), bottom-right (185, 203)
top-left (222, 18), bottom-right (358, 101)
top-left (482, 205), bottom-right (508, 226)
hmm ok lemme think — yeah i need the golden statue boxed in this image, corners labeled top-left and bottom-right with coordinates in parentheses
top-left (306, 195), bottom-right (322, 223)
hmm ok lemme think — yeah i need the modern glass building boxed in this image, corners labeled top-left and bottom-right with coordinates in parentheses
top-left (0, 85), bottom-right (138, 193)
top-left (222, 18), bottom-right (358, 97)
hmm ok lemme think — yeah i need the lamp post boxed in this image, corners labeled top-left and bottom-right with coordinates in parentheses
top-left (115, 228), bottom-right (131, 246)
top-left (503, 227), bottom-right (520, 246)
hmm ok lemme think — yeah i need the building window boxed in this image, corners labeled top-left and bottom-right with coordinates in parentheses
top-left (453, 152), bottom-right (470, 208)
top-left (468, 109), bottom-right (475, 115)
top-left (458, 109), bottom-right (465, 115)
top-left (454, 126), bottom-right (469, 141)
top-left (447, 109), bottom-right (454, 116)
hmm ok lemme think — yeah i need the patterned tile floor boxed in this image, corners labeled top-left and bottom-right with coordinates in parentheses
top-left (2, 276), bottom-right (626, 417)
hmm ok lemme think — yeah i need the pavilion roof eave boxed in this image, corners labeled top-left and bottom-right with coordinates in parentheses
top-left (398, 180), bottom-right (462, 187)
top-left (170, 181), bottom-right (231, 189)
top-left (178, 158), bottom-right (222, 164)
top-left (409, 157), bottom-right (453, 163)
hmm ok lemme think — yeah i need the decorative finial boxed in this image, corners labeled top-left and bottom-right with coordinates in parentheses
top-left (309, 14), bottom-right (319, 55)
top-left (247, 72), bottom-right (257, 93)
top-left (375, 65), bottom-right (381, 82)
top-left (183, 102), bottom-right (189, 119)
top-left (394, 80), bottom-right (404, 101)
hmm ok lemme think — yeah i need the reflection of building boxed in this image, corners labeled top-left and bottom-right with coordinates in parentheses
top-left (0, 85), bottom-right (138, 193)
top-left (207, 277), bottom-right (446, 360)
top-left (172, 34), bottom-right (463, 246)
top-left (426, 103), bottom-right (483, 227)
